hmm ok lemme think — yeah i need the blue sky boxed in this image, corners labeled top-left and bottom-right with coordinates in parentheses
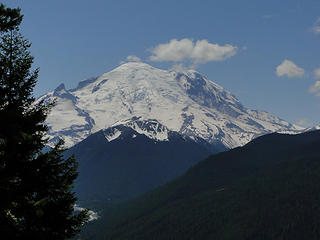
top-left (2, 0), bottom-right (320, 127)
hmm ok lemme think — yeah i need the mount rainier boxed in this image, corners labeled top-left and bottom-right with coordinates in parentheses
top-left (38, 62), bottom-right (301, 149)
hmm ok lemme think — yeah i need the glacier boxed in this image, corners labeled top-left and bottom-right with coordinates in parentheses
top-left (37, 62), bottom-right (303, 148)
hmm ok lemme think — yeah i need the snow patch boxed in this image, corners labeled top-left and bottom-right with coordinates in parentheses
top-left (104, 129), bottom-right (122, 142)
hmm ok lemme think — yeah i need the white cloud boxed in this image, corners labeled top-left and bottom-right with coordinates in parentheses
top-left (126, 55), bottom-right (141, 62)
top-left (314, 68), bottom-right (320, 79)
top-left (149, 38), bottom-right (237, 64)
top-left (276, 59), bottom-right (304, 78)
top-left (149, 39), bottom-right (194, 62)
top-left (309, 81), bottom-right (320, 97)
top-left (311, 17), bottom-right (320, 35)
top-left (192, 40), bottom-right (237, 63)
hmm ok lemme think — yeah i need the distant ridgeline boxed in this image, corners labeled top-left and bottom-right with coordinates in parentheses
top-left (80, 130), bottom-right (320, 240)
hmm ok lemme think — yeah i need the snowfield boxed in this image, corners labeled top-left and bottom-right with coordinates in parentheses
top-left (38, 62), bottom-right (303, 148)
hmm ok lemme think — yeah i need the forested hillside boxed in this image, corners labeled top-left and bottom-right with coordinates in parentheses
top-left (81, 130), bottom-right (320, 240)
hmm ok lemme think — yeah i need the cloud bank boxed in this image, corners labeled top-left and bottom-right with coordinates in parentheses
top-left (149, 38), bottom-right (237, 64)
top-left (276, 59), bottom-right (304, 78)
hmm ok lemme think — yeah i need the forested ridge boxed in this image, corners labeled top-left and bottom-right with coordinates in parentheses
top-left (81, 131), bottom-right (320, 240)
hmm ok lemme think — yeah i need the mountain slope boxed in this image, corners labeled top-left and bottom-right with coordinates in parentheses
top-left (81, 130), bottom-right (320, 240)
top-left (38, 62), bottom-right (301, 148)
top-left (65, 118), bottom-right (216, 202)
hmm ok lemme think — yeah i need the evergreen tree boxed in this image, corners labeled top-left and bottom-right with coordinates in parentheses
top-left (0, 4), bottom-right (22, 32)
top-left (0, 4), bottom-right (89, 239)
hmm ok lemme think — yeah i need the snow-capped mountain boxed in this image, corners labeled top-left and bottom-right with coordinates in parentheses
top-left (38, 62), bottom-right (302, 148)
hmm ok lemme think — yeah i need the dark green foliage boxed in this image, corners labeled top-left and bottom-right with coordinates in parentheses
top-left (82, 131), bottom-right (320, 240)
top-left (0, 4), bottom-right (22, 32)
top-left (0, 5), bottom-right (88, 239)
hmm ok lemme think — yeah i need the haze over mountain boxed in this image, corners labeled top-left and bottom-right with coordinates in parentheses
top-left (38, 62), bottom-right (302, 149)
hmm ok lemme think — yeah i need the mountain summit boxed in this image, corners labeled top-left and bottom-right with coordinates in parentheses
top-left (39, 62), bottom-right (301, 148)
